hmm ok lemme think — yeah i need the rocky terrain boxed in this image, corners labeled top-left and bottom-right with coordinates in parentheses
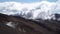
top-left (0, 13), bottom-right (60, 34)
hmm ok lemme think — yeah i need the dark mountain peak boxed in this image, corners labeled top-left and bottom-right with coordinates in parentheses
top-left (0, 13), bottom-right (8, 17)
top-left (55, 13), bottom-right (60, 18)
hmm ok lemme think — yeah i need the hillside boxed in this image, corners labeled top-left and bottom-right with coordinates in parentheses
top-left (0, 13), bottom-right (60, 34)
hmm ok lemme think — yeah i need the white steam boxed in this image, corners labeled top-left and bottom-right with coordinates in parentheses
top-left (0, 1), bottom-right (58, 20)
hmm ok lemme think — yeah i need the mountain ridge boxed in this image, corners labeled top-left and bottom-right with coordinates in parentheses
top-left (0, 13), bottom-right (60, 34)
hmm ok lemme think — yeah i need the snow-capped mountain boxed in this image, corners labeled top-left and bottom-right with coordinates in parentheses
top-left (0, 1), bottom-right (58, 20)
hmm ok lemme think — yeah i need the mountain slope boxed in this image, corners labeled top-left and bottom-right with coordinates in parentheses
top-left (0, 13), bottom-right (60, 34)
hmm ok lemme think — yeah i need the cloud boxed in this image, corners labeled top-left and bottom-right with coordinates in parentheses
top-left (51, 0), bottom-right (60, 14)
top-left (0, 1), bottom-right (58, 20)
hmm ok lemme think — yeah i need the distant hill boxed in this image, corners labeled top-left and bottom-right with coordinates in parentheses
top-left (0, 13), bottom-right (60, 34)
